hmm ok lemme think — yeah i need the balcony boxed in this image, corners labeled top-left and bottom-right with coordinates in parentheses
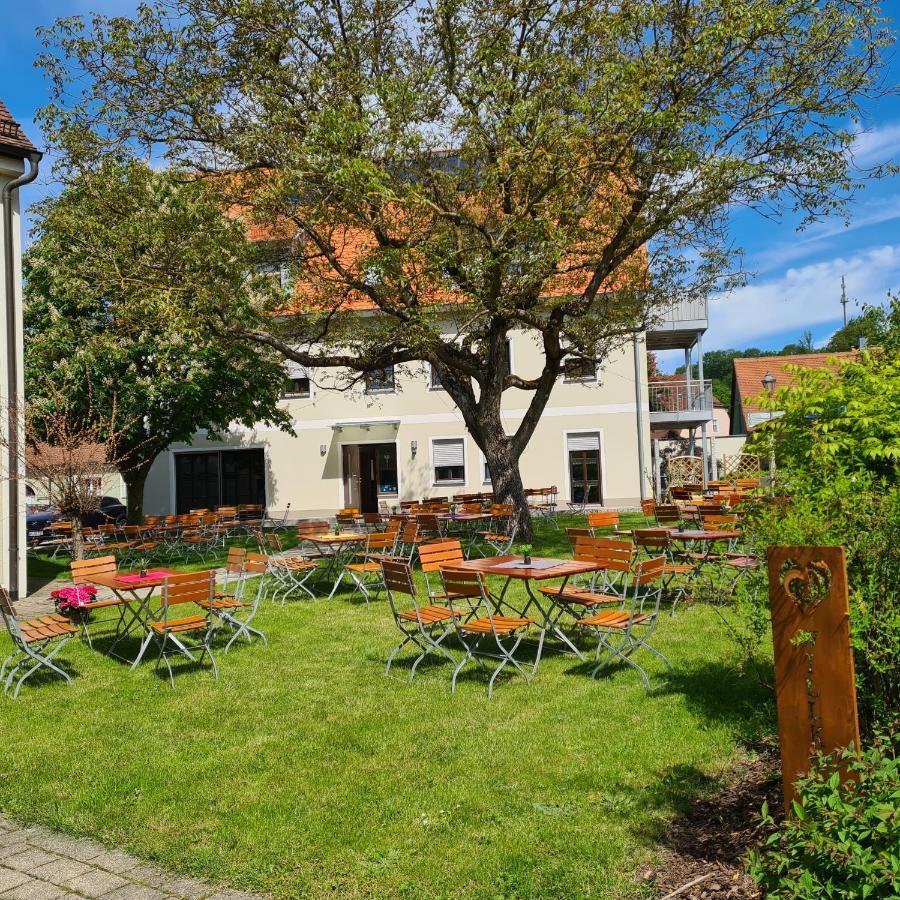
top-left (645, 297), bottom-right (708, 350)
top-left (648, 379), bottom-right (714, 429)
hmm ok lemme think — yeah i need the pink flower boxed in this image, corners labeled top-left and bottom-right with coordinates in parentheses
top-left (51, 585), bottom-right (97, 611)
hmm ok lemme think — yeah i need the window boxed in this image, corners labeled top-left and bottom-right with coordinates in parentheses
top-left (433, 438), bottom-right (466, 485)
top-left (482, 456), bottom-right (491, 484)
top-left (256, 259), bottom-right (292, 290)
top-left (376, 444), bottom-right (398, 495)
top-left (365, 366), bottom-right (395, 393)
top-left (284, 376), bottom-right (310, 398)
top-left (503, 339), bottom-right (512, 375)
top-left (567, 432), bottom-right (602, 504)
top-left (429, 365), bottom-right (443, 390)
top-left (563, 353), bottom-right (597, 382)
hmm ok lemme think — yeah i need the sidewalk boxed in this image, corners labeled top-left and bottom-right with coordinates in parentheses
top-left (0, 818), bottom-right (263, 900)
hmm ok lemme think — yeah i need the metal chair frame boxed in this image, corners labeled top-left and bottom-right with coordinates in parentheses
top-left (382, 559), bottom-right (458, 680)
top-left (577, 555), bottom-right (672, 691)
top-left (0, 587), bottom-right (77, 699)
top-left (440, 569), bottom-right (536, 697)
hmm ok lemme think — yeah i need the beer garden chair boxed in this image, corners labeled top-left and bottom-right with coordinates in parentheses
top-left (197, 551), bottom-right (269, 652)
top-left (440, 569), bottom-right (536, 698)
top-left (381, 558), bottom-right (460, 681)
top-left (576, 555), bottom-right (672, 691)
top-left (70, 555), bottom-right (134, 648)
top-left (0, 586), bottom-right (78, 699)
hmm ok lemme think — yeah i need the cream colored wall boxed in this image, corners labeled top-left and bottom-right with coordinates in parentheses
top-left (144, 329), bottom-right (652, 516)
top-left (0, 154), bottom-right (27, 598)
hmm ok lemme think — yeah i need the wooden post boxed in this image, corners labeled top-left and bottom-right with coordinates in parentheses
top-left (766, 546), bottom-right (860, 812)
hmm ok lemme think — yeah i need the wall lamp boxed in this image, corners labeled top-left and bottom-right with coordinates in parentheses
top-left (410, 440), bottom-right (418, 456)
top-left (320, 444), bottom-right (327, 456)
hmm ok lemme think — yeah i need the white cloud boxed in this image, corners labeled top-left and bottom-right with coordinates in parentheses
top-left (851, 121), bottom-right (900, 168)
top-left (705, 244), bottom-right (900, 349)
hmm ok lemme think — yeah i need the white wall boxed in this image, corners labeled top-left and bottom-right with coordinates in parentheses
top-left (0, 153), bottom-right (27, 599)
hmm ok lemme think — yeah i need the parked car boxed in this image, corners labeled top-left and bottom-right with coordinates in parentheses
top-left (26, 496), bottom-right (128, 545)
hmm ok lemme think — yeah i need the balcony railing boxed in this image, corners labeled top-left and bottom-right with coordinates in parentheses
top-left (648, 379), bottom-right (713, 416)
top-left (652, 297), bottom-right (708, 326)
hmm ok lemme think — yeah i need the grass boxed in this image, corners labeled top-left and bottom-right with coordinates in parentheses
top-left (2, 516), bottom-right (772, 899)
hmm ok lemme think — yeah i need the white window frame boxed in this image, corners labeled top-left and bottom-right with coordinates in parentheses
top-left (430, 435), bottom-right (468, 486)
top-left (428, 363), bottom-right (444, 391)
top-left (561, 429), bottom-right (607, 506)
top-left (364, 365), bottom-right (396, 395)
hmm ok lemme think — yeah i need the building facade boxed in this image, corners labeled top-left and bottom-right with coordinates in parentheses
top-left (1, 100), bottom-right (40, 601)
top-left (144, 327), bottom-right (657, 517)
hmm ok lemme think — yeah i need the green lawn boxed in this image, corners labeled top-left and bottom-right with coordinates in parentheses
top-left (3, 518), bottom-right (772, 898)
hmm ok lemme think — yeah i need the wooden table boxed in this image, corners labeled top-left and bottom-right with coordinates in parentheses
top-left (669, 528), bottom-right (742, 562)
top-left (452, 555), bottom-right (600, 671)
top-left (435, 513), bottom-right (493, 553)
top-left (86, 569), bottom-right (185, 667)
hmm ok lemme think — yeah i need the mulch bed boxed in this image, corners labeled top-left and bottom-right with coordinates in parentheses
top-left (645, 740), bottom-right (784, 899)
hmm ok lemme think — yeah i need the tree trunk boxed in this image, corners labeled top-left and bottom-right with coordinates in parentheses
top-left (123, 464), bottom-right (151, 524)
top-left (478, 430), bottom-right (534, 541)
top-left (70, 516), bottom-right (85, 561)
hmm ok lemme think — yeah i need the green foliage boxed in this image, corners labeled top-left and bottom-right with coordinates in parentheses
top-left (24, 159), bottom-right (291, 517)
top-left (749, 733), bottom-right (900, 899)
top-left (746, 349), bottom-right (900, 480)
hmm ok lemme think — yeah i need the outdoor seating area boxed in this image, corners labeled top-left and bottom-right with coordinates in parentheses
top-left (10, 487), bottom-right (761, 698)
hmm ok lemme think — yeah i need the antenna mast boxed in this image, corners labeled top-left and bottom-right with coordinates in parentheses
top-left (840, 276), bottom-right (848, 327)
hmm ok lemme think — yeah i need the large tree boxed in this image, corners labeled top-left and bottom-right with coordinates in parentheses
top-left (37, 0), bottom-right (888, 534)
top-left (24, 160), bottom-right (290, 522)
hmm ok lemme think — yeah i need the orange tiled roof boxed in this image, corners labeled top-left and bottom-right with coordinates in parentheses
top-left (0, 99), bottom-right (38, 158)
top-left (733, 352), bottom-right (859, 416)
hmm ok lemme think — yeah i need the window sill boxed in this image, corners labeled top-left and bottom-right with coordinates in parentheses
top-left (365, 389), bottom-right (395, 395)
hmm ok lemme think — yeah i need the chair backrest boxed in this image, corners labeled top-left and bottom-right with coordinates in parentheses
top-left (381, 558), bottom-right (415, 598)
top-left (490, 503), bottom-right (513, 516)
top-left (163, 515), bottom-right (178, 525)
top-left (418, 539), bottom-right (464, 573)
top-left (244, 551), bottom-right (270, 575)
top-left (439, 568), bottom-right (486, 602)
top-left (190, 508), bottom-right (210, 515)
top-left (633, 528), bottom-right (672, 553)
top-left (702, 514), bottom-right (738, 531)
top-left (669, 487), bottom-right (692, 501)
top-left (224, 546), bottom-right (247, 574)
top-left (0, 585), bottom-right (16, 618)
top-left (399, 522), bottom-right (419, 542)
top-left (338, 507), bottom-right (359, 517)
top-left (163, 570), bottom-right (215, 610)
top-left (417, 514), bottom-right (441, 532)
top-left (460, 502), bottom-right (483, 514)
top-left (71, 555), bottom-right (117, 585)
top-left (696, 503), bottom-right (726, 516)
top-left (297, 519), bottom-right (330, 538)
top-left (264, 532), bottom-right (287, 553)
top-left (640, 498), bottom-right (657, 518)
top-left (573, 536), bottom-right (633, 573)
top-left (384, 518), bottom-right (403, 534)
top-left (587, 511), bottom-right (620, 530)
top-left (365, 530), bottom-right (398, 553)
top-left (566, 527), bottom-right (593, 550)
top-left (654, 504), bottom-right (682, 524)
top-left (363, 512), bottom-right (383, 526)
top-left (144, 515), bottom-right (160, 526)
top-left (336, 513), bottom-right (358, 526)
top-left (634, 555), bottom-right (667, 585)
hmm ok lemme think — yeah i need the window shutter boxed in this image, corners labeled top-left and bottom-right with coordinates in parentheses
top-left (433, 438), bottom-right (465, 467)
top-left (566, 432), bottom-right (600, 452)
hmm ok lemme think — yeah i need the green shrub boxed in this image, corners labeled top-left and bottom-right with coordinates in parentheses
top-left (749, 733), bottom-right (900, 899)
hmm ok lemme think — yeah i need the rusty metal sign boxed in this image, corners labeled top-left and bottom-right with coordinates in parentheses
top-left (766, 546), bottom-right (860, 812)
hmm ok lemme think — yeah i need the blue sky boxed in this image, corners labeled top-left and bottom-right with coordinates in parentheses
top-left (3, 1), bottom-right (899, 371)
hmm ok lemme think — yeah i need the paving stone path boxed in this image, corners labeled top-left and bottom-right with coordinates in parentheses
top-left (0, 818), bottom-right (264, 900)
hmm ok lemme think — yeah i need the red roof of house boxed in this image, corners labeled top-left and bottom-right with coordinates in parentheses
top-left (0, 99), bottom-right (38, 158)
top-left (733, 351), bottom-right (859, 416)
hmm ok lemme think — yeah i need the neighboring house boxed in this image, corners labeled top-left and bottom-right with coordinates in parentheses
top-left (24, 442), bottom-right (127, 509)
top-left (0, 100), bottom-right (41, 601)
top-left (729, 351), bottom-right (858, 435)
top-left (142, 223), bottom-right (714, 517)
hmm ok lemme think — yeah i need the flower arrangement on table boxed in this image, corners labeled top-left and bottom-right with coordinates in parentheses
top-left (50, 584), bottom-right (97, 617)
top-left (515, 543), bottom-right (534, 565)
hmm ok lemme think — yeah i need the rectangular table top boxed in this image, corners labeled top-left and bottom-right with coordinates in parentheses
top-left (453, 555), bottom-right (599, 580)
top-left (305, 532), bottom-right (367, 543)
top-left (87, 569), bottom-right (176, 590)
top-left (670, 529), bottom-right (741, 541)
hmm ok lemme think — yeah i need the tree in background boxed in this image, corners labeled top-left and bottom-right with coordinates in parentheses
top-left (826, 300), bottom-right (898, 352)
top-left (37, 0), bottom-right (888, 534)
top-left (24, 160), bottom-right (291, 522)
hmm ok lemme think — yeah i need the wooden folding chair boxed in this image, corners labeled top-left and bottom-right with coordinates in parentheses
top-left (198, 551), bottom-right (268, 652)
top-left (587, 511), bottom-right (621, 534)
top-left (147, 571), bottom-right (218, 687)
top-left (0, 587), bottom-right (78, 699)
top-left (418, 539), bottom-right (467, 603)
top-left (70, 555), bottom-right (133, 648)
top-left (632, 529), bottom-right (696, 614)
top-left (440, 569), bottom-right (536, 697)
top-left (577, 556), bottom-right (672, 690)
top-left (538, 537), bottom-right (635, 619)
top-left (477, 504), bottom-right (516, 555)
top-left (640, 499), bottom-right (657, 522)
top-left (340, 531), bottom-right (399, 603)
top-left (382, 559), bottom-right (459, 680)
top-left (397, 521), bottom-right (424, 562)
top-left (262, 532), bottom-right (319, 603)
top-left (654, 504), bottom-right (683, 527)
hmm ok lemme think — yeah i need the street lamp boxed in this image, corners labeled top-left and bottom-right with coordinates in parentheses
top-left (762, 373), bottom-right (776, 489)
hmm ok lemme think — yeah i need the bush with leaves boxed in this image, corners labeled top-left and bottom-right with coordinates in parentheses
top-left (749, 732), bottom-right (900, 899)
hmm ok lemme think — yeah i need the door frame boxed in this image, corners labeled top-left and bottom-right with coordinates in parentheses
top-left (337, 438), bottom-right (402, 510)
top-left (561, 428), bottom-right (607, 506)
